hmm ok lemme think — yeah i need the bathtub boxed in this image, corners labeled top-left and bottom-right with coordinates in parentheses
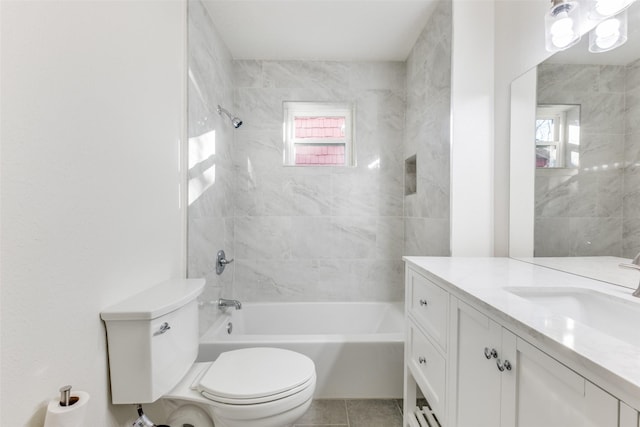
top-left (197, 302), bottom-right (405, 399)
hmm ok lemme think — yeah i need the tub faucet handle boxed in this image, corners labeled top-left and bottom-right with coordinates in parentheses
top-left (216, 250), bottom-right (234, 275)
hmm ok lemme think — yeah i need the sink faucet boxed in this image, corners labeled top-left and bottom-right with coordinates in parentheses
top-left (618, 252), bottom-right (640, 297)
top-left (217, 298), bottom-right (242, 310)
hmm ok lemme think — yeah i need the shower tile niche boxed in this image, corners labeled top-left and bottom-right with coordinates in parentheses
top-left (405, 155), bottom-right (417, 196)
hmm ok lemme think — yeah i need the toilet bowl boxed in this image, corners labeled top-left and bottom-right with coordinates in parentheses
top-left (164, 347), bottom-right (316, 427)
top-left (100, 279), bottom-right (316, 427)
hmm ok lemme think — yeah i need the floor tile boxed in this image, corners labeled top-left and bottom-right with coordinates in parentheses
top-left (295, 399), bottom-right (349, 425)
top-left (346, 399), bottom-right (403, 427)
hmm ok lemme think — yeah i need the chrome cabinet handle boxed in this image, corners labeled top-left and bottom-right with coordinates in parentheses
top-left (496, 358), bottom-right (512, 372)
top-left (153, 322), bottom-right (171, 336)
top-left (418, 356), bottom-right (427, 365)
top-left (419, 299), bottom-right (428, 307)
top-left (484, 347), bottom-right (498, 359)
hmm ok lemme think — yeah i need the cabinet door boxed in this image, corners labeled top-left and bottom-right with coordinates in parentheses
top-left (620, 402), bottom-right (639, 427)
top-left (453, 300), bottom-right (503, 427)
top-left (501, 337), bottom-right (618, 427)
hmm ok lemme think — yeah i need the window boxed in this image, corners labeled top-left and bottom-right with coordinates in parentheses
top-left (535, 104), bottom-right (580, 168)
top-left (283, 102), bottom-right (355, 166)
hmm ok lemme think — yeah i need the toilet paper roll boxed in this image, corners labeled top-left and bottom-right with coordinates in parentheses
top-left (43, 391), bottom-right (90, 427)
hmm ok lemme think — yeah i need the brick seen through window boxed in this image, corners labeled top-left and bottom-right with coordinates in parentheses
top-left (295, 117), bottom-right (345, 139)
top-left (295, 144), bottom-right (345, 165)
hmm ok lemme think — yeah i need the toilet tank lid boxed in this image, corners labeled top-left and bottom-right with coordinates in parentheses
top-left (100, 278), bottom-right (205, 321)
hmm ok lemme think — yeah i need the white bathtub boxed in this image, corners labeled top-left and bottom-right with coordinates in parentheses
top-left (197, 302), bottom-right (405, 399)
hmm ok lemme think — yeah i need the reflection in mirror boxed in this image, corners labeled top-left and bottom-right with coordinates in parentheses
top-left (535, 104), bottom-right (580, 168)
top-left (534, 45), bottom-right (640, 258)
top-left (509, 1), bottom-right (640, 288)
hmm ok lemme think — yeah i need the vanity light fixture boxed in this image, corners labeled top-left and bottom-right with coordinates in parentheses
top-left (545, 0), bottom-right (582, 52)
top-left (589, 9), bottom-right (628, 52)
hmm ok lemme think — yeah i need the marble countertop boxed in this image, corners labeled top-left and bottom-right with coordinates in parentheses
top-left (403, 256), bottom-right (640, 410)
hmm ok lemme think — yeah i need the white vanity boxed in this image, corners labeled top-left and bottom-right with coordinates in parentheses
top-left (402, 257), bottom-right (640, 427)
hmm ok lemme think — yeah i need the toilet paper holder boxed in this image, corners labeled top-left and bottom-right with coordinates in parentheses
top-left (43, 385), bottom-right (90, 427)
top-left (59, 385), bottom-right (78, 407)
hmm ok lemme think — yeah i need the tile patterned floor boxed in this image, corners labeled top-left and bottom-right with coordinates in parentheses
top-left (294, 399), bottom-right (403, 427)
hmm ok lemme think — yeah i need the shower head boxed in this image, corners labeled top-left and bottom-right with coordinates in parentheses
top-left (217, 105), bottom-right (243, 128)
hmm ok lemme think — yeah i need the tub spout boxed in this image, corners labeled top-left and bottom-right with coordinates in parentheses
top-left (218, 298), bottom-right (242, 310)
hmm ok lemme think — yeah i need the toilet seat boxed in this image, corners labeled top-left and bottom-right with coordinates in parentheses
top-left (197, 347), bottom-right (315, 405)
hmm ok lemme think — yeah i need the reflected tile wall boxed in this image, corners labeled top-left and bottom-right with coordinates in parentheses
top-left (403, 0), bottom-right (452, 256)
top-left (624, 58), bottom-right (640, 257)
top-left (233, 60), bottom-right (406, 302)
top-left (535, 62), bottom-right (639, 257)
top-left (187, 0), bottom-right (236, 334)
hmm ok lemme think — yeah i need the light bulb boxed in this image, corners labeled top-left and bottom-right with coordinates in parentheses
top-left (589, 9), bottom-right (628, 52)
top-left (595, 17), bottom-right (621, 36)
top-left (545, 0), bottom-right (581, 52)
top-left (550, 13), bottom-right (576, 47)
top-left (595, 18), bottom-right (621, 48)
top-left (594, 0), bottom-right (626, 17)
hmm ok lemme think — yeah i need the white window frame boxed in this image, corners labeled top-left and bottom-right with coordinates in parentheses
top-left (283, 101), bottom-right (355, 166)
top-left (536, 109), bottom-right (565, 168)
top-left (535, 104), bottom-right (581, 168)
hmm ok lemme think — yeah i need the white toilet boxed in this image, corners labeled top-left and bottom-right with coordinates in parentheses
top-left (100, 279), bottom-right (316, 427)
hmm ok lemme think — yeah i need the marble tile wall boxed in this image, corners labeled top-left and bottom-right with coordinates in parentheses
top-left (403, 0), bottom-right (452, 256)
top-left (187, 0), bottom-right (236, 333)
top-left (535, 62), bottom-right (631, 256)
top-left (187, 1), bottom-right (454, 326)
top-left (623, 58), bottom-right (640, 257)
top-left (231, 60), bottom-right (406, 302)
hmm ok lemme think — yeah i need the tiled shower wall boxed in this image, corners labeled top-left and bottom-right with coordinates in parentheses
top-left (231, 60), bottom-right (406, 302)
top-left (403, 0), bottom-right (452, 257)
top-left (187, 0), bottom-right (453, 332)
top-left (187, 0), bottom-right (236, 331)
top-left (535, 61), bottom-right (640, 257)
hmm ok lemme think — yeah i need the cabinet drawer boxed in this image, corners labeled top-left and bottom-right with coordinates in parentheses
top-left (408, 268), bottom-right (449, 350)
top-left (408, 323), bottom-right (446, 423)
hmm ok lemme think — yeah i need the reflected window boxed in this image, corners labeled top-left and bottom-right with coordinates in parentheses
top-left (283, 102), bottom-right (355, 166)
top-left (535, 104), bottom-right (580, 168)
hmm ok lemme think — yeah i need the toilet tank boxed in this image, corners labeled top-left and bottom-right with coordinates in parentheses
top-left (100, 278), bottom-right (205, 404)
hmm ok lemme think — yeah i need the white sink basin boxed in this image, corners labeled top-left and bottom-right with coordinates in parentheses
top-left (505, 287), bottom-right (640, 347)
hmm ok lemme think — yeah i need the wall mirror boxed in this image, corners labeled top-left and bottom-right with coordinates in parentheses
top-left (509, 1), bottom-right (640, 288)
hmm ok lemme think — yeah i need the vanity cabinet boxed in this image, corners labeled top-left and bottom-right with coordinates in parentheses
top-left (404, 264), bottom-right (624, 427)
top-left (452, 300), bottom-right (505, 427)
top-left (453, 299), bottom-right (617, 427)
top-left (403, 267), bottom-right (450, 427)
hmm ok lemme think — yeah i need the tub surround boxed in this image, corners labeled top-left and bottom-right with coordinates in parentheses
top-left (187, 0), bottom-right (236, 335)
top-left (187, 0), bottom-right (453, 327)
top-left (403, 256), bottom-right (640, 420)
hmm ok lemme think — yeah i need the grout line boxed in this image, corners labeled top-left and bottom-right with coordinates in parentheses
top-left (344, 399), bottom-right (350, 427)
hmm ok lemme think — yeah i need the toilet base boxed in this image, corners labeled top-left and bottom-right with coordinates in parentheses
top-left (211, 396), bottom-right (313, 427)
top-left (166, 404), bottom-right (214, 427)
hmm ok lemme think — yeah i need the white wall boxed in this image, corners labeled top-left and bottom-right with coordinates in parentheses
top-left (0, 1), bottom-right (187, 426)
top-left (450, 0), bottom-right (496, 256)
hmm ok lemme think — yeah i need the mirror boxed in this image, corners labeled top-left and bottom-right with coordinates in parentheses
top-left (509, 1), bottom-right (640, 289)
